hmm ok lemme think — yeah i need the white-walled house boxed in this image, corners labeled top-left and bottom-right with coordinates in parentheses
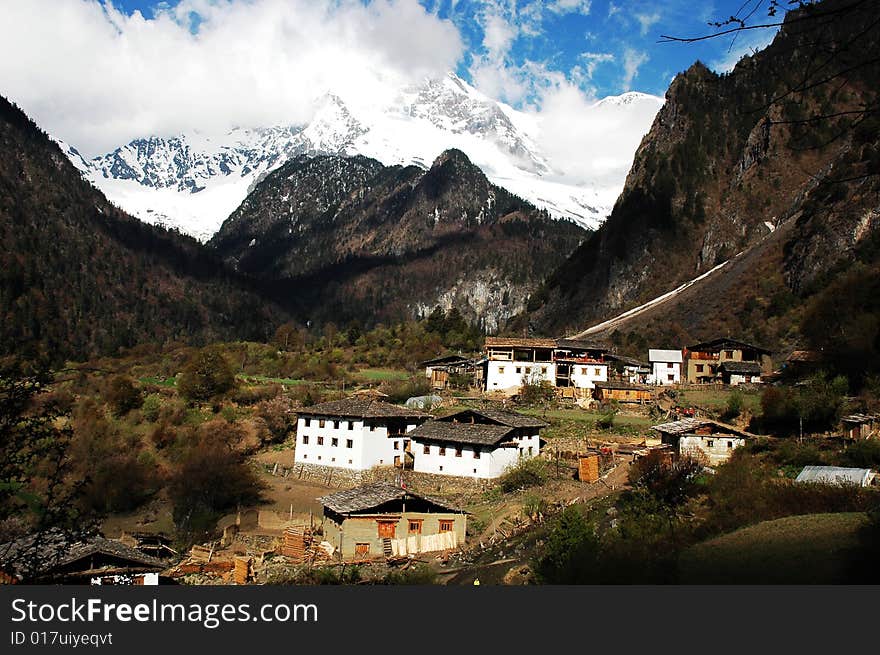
top-left (484, 337), bottom-right (610, 395)
top-left (652, 418), bottom-right (752, 465)
top-left (648, 349), bottom-right (683, 385)
top-left (294, 398), bottom-right (432, 472)
top-left (408, 408), bottom-right (547, 479)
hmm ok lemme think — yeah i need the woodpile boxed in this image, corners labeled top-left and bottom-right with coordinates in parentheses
top-left (189, 544), bottom-right (215, 563)
top-left (278, 526), bottom-right (334, 564)
top-left (233, 557), bottom-right (253, 585)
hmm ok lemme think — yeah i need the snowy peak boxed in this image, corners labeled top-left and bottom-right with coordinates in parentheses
top-left (64, 72), bottom-right (662, 241)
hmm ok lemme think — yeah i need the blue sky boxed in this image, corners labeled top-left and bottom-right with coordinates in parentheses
top-left (108, 0), bottom-right (781, 100)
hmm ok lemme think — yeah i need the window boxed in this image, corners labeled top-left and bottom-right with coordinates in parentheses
top-left (319, 419), bottom-right (325, 428)
top-left (516, 367), bottom-right (522, 374)
top-left (727, 441), bottom-right (733, 449)
top-left (667, 374), bottom-right (674, 381)
top-left (331, 457), bottom-right (336, 462)
top-left (348, 459), bottom-right (353, 464)
top-left (408, 520), bottom-right (422, 534)
top-left (355, 543), bottom-right (370, 557)
top-left (346, 439), bottom-right (353, 448)
top-left (455, 447), bottom-right (462, 457)
top-left (707, 440), bottom-right (714, 447)
top-left (302, 454), bottom-right (307, 459)
top-left (473, 469), bottom-right (477, 474)
top-left (347, 422), bottom-right (353, 430)
top-left (439, 465), bottom-right (443, 471)
top-left (332, 420), bottom-right (339, 429)
top-left (439, 447), bottom-right (446, 456)
top-left (474, 450), bottom-right (481, 459)
top-left (581, 367), bottom-right (587, 375)
top-left (317, 455), bottom-right (321, 461)
top-left (439, 520), bottom-right (454, 533)
top-left (594, 368), bottom-right (601, 376)
top-left (725, 350), bottom-right (734, 358)
top-left (317, 436), bottom-right (324, 446)
top-left (394, 441), bottom-right (400, 451)
top-left (423, 444), bottom-right (430, 454)
top-left (331, 438), bottom-right (338, 447)
top-left (528, 447), bottom-right (533, 455)
top-left (498, 366), bottom-right (505, 374)
top-left (302, 435), bottom-right (309, 445)
top-left (541, 367), bottom-right (547, 374)
top-left (667, 363), bottom-right (674, 369)
top-left (696, 364), bottom-right (704, 372)
top-left (525, 367), bottom-right (531, 374)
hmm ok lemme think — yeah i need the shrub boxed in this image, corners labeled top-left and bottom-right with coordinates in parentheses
top-left (178, 347), bottom-right (236, 403)
top-left (104, 375), bottom-right (143, 417)
top-left (499, 457), bottom-right (549, 493)
top-left (629, 451), bottom-right (704, 509)
top-left (519, 379), bottom-right (555, 405)
top-left (721, 390), bottom-right (744, 421)
top-left (141, 393), bottom-right (162, 422)
top-left (596, 409), bottom-right (616, 430)
top-left (533, 506), bottom-right (599, 584)
top-left (254, 396), bottom-right (296, 443)
top-left (379, 376), bottom-right (431, 404)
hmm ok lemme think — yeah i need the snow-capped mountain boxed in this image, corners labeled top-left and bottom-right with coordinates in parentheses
top-left (65, 73), bottom-right (663, 241)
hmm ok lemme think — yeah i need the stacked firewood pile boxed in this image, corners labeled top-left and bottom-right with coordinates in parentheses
top-left (278, 526), bottom-right (334, 564)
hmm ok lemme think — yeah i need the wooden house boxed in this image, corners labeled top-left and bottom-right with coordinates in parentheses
top-left (421, 354), bottom-right (472, 390)
top-left (318, 483), bottom-right (466, 560)
top-left (294, 398), bottom-right (432, 472)
top-left (651, 418), bottom-right (754, 465)
top-left (593, 380), bottom-right (654, 404)
top-left (841, 413), bottom-right (879, 440)
top-left (684, 338), bottom-right (772, 384)
top-left (408, 407), bottom-right (547, 479)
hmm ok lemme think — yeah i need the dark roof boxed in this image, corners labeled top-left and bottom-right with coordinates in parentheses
top-left (0, 531), bottom-right (166, 581)
top-left (555, 339), bottom-right (609, 352)
top-left (408, 420), bottom-right (515, 446)
top-left (651, 418), bottom-right (753, 438)
top-left (318, 482), bottom-right (462, 515)
top-left (841, 413), bottom-right (880, 425)
top-left (786, 350), bottom-right (822, 363)
top-left (441, 407), bottom-right (548, 428)
top-left (594, 381), bottom-right (653, 392)
top-left (299, 397), bottom-right (432, 420)
top-left (720, 361), bottom-right (763, 374)
top-left (421, 354), bottom-right (471, 367)
top-left (686, 338), bottom-right (772, 355)
top-left (485, 337), bottom-right (557, 348)
top-left (606, 354), bottom-right (650, 368)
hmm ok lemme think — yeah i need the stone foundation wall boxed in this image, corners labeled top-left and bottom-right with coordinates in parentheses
top-left (272, 461), bottom-right (493, 495)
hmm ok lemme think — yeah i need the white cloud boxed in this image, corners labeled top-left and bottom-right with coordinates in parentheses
top-left (580, 51), bottom-right (615, 78)
top-left (621, 48), bottom-right (648, 90)
top-left (635, 12), bottom-right (661, 36)
top-left (546, 0), bottom-right (592, 15)
top-left (0, 0), bottom-right (463, 156)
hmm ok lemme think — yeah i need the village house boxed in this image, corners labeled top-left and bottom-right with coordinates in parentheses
top-left (483, 337), bottom-right (610, 396)
top-left (318, 482), bottom-right (467, 560)
top-left (294, 398), bottom-right (432, 472)
top-left (795, 466), bottom-right (878, 487)
top-left (0, 530), bottom-right (168, 585)
top-left (648, 349), bottom-right (683, 385)
top-left (407, 407), bottom-right (547, 479)
top-left (841, 413), bottom-right (879, 440)
top-left (683, 338), bottom-right (773, 384)
top-left (593, 380), bottom-right (654, 405)
top-left (606, 353), bottom-right (651, 384)
top-left (651, 418), bottom-right (753, 465)
top-left (421, 354), bottom-right (473, 390)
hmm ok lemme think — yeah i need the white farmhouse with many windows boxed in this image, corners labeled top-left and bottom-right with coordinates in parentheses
top-left (408, 408), bottom-right (547, 479)
top-left (648, 349), bottom-right (683, 385)
top-left (294, 398), bottom-right (432, 472)
top-left (484, 337), bottom-right (610, 396)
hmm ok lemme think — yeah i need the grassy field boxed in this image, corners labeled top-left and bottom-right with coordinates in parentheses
top-left (237, 374), bottom-right (309, 386)
top-left (679, 512), bottom-right (868, 583)
top-left (354, 368), bottom-right (410, 382)
top-left (674, 387), bottom-right (762, 414)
